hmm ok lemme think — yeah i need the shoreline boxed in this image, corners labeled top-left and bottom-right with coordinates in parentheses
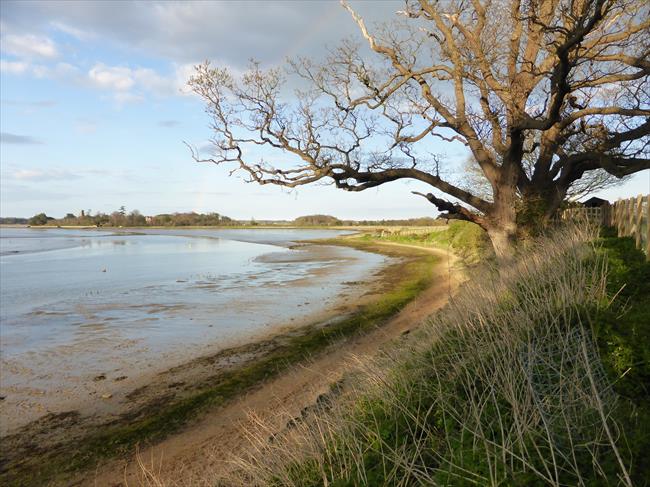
top-left (89, 238), bottom-right (463, 486)
top-left (1, 223), bottom-right (446, 232)
top-left (0, 236), bottom-right (451, 486)
top-left (0, 242), bottom-right (382, 435)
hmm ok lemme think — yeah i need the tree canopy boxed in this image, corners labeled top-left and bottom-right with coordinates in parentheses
top-left (28, 213), bottom-right (53, 226)
top-left (294, 215), bottom-right (343, 226)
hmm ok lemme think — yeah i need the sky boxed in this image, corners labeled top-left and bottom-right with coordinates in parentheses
top-left (1, 1), bottom-right (648, 220)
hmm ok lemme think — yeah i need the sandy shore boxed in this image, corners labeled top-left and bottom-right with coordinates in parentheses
top-left (83, 242), bottom-right (463, 486)
top-left (0, 241), bottom-right (394, 482)
top-left (0, 243), bottom-right (384, 437)
top-left (1, 239), bottom-right (463, 486)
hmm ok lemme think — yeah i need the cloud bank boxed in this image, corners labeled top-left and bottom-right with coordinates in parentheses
top-left (1, 132), bottom-right (44, 145)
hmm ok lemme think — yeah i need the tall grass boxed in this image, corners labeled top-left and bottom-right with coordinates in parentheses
top-left (364, 220), bottom-right (491, 264)
top-left (218, 225), bottom-right (638, 486)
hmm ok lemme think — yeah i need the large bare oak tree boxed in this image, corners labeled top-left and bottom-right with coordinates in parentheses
top-left (189, 0), bottom-right (650, 259)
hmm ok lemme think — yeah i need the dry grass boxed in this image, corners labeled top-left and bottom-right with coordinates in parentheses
top-left (142, 225), bottom-right (635, 486)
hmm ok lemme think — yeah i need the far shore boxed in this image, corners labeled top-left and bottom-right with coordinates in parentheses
top-left (1, 222), bottom-right (449, 232)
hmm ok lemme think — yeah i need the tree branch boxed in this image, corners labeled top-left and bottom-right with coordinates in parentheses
top-left (412, 191), bottom-right (486, 227)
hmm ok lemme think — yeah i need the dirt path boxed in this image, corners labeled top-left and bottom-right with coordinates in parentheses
top-left (86, 245), bottom-right (463, 487)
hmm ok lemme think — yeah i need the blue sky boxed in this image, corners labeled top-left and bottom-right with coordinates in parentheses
top-left (1, 1), bottom-right (648, 220)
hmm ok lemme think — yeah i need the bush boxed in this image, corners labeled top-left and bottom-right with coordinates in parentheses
top-left (28, 213), bottom-right (51, 225)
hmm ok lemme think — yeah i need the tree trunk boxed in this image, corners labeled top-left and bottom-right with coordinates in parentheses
top-left (484, 163), bottom-right (520, 263)
top-left (484, 217), bottom-right (519, 263)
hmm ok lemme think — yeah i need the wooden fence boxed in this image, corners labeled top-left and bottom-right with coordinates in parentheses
top-left (560, 194), bottom-right (649, 259)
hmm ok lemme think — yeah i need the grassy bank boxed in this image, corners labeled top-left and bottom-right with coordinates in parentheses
top-left (227, 227), bottom-right (649, 486)
top-left (357, 220), bottom-right (491, 264)
top-left (0, 239), bottom-right (441, 486)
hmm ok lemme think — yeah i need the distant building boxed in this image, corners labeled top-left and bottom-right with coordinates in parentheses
top-left (582, 197), bottom-right (610, 208)
top-left (145, 216), bottom-right (153, 224)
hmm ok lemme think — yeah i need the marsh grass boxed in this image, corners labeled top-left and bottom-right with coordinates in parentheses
top-left (217, 225), bottom-right (645, 486)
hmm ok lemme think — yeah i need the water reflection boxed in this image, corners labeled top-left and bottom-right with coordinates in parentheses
top-left (0, 228), bottom-right (386, 425)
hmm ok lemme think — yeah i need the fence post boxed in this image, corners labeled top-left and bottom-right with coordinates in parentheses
top-left (618, 198), bottom-right (624, 236)
top-left (646, 194), bottom-right (650, 261)
top-left (631, 197), bottom-right (637, 238)
top-left (631, 197), bottom-right (637, 237)
top-left (634, 195), bottom-right (643, 249)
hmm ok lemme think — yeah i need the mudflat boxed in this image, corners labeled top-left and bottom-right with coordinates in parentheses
top-left (87, 241), bottom-right (463, 486)
top-left (0, 234), bottom-right (458, 486)
top-left (0, 228), bottom-right (385, 435)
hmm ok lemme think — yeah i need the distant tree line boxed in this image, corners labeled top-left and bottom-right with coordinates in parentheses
top-left (0, 217), bottom-right (29, 224)
top-left (20, 208), bottom-right (236, 227)
top-left (6, 210), bottom-right (443, 228)
top-left (148, 212), bottom-right (234, 226)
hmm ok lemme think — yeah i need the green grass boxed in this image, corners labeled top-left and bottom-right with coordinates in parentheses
top-left (231, 227), bottom-right (650, 486)
top-left (362, 220), bottom-right (491, 264)
top-left (0, 240), bottom-right (439, 487)
top-left (592, 228), bottom-right (650, 401)
top-left (590, 229), bottom-right (650, 485)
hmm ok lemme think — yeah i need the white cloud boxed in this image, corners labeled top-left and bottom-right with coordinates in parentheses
top-left (2, 165), bottom-right (131, 183)
top-left (4, 51), bottom-right (197, 105)
top-left (10, 169), bottom-right (79, 181)
top-left (31, 64), bottom-right (50, 78)
top-left (88, 63), bottom-right (135, 91)
top-left (173, 63), bottom-right (197, 96)
top-left (1, 99), bottom-right (56, 108)
top-left (85, 62), bottom-right (198, 103)
top-left (0, 59), bottom-right (30, 74)
top-left (131, 63), bottom-right (196, 97)
top-left (1, 33), bottom-right (58, 59)
top-left (50, 21), bottom-right (94, 41)
top-left (1, 59), bottom-right (79, 80)
top-left (75, 118), bottom-right (97, 134)
top-left (133, 67), bottom-right (174, 95)
top-left (113, 91), bottom-right (144, 105)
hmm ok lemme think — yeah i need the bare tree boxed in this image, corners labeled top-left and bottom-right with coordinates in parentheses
top-left (459, 152), bottom-right (630, 203)
top-left (189, 0), bottom-right (649, 260)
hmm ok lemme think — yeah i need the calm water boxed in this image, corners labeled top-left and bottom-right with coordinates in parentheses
top-left (0, 227), bottom-right (385, 429)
